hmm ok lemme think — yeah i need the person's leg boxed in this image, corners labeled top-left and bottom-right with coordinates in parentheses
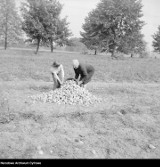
top-left (52, 73), bottom-right (58, 90)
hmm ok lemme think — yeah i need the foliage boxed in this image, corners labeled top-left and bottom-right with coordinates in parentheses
top-left (0, 0), bottom-right (23, 49)
top-left (80, 10), bottom-right (101, 55)
top-left (21, 0), bottom-right (71, 54)
top-left (118, 31), bottom-right (146, 55)
top-left (152, 26), bottom-right (160, 53)
top-left (55, 17), bottom-right (72, 46)
top-left (81, 0), bottom-right (145, 57)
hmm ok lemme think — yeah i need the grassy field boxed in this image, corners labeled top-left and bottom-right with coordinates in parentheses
top-left (1, 48), bottom-right (160, 159)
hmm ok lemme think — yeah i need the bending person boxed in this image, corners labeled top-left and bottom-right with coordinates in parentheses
top-left (50, 61), bottom-right (64, 90)
top-left (72, 59), bottom-right (95, 87)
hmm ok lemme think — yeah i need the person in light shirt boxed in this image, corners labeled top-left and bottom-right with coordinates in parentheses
top-left (50, 61), bottom-right (64, 90)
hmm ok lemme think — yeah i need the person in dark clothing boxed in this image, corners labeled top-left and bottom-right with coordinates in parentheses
top-left (72, 59), bottom-right (95, 87)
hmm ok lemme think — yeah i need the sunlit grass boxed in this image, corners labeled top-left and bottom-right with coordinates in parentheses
top-left (1, 49), bottom-right (160, 83)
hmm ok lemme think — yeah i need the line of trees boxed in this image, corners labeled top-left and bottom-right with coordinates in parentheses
top-left (0, 0), bottom-right (160, 56)
top-left (0, 0), bottom-right (72, 54)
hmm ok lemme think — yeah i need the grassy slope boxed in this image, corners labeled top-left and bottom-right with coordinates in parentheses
top-left (0, 49), bottom-right (160, 159)
top-left (1, 49), bottom-right (160, 83)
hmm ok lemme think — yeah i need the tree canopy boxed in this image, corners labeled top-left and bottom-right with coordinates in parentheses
top-left (0, 0), bottom-right (22, 49)
top-left (152, 26), bottom-right (160, 53)
top-left (21, 0), bottom-right (72, 54)
top-left (81, 0), bottom-right (145, 57)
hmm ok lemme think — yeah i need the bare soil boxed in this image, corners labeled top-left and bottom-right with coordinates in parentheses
top-left (0, 80), bottom-right (160, 159)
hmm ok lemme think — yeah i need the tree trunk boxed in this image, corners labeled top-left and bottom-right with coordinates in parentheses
top-left (35, 38), bottom-right (41, 54)
top-left (94, 49), bottom-right (97, 55)
top-left (131, 52), bottom-right (134, 58)
top-left (111, 45), bottom-right (117, 59)
top-left (50, 38), bottom-right (54, 53)
top-left (35, 38), bottom-right (40, 54)
top-left (4, 33), bottom-right (7, 50)
top-left (4, 9), bottom-right (8, 50)
top-left (111, 48), bottom-right (115, 59)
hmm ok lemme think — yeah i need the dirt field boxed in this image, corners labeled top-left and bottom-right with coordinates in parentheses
top-left (0, 49), bottom-right (160, 159)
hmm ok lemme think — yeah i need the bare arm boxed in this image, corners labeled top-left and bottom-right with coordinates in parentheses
top-left (53, 72), bottom-right (61, 83)
top-left (50, 66), bottom-right (63, 85)
top-left (59, 65), bottom-right (64, 84)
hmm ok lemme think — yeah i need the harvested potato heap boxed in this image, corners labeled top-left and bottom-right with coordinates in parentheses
top-left (30, 80), bottom-right (102, 105)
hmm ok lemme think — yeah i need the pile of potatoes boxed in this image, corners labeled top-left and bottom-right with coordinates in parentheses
top-left (30, 80), bottom-right (102, 106)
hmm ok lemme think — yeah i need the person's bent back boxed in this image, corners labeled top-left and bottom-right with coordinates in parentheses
top-left (72, 59), bottom-right (95, 87)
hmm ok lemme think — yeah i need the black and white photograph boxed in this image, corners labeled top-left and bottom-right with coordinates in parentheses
top-left (0, 0), bottom-right (160, 160)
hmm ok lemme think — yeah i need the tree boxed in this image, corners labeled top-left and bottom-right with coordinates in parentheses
top-left (152, 26), bottom-right (160, 53)
top-left (118, 31), bottom-right (146, 56)
top-left (21, 0), bottom-right (71, 54)
top-left (44, 16), bottom-right (72, 53)
top-left (80, 35), bottom-right (100, 55)
top-left (0, 0), bottom-right (22, 49)
top-left (81, 0), bottom-right (145, 58)
top-left (41, 0), bottom-right (72, 53)
top-left (21, 0), bottom-right (48, 54)
top-left (81, 11), bottom-right (101, 55)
